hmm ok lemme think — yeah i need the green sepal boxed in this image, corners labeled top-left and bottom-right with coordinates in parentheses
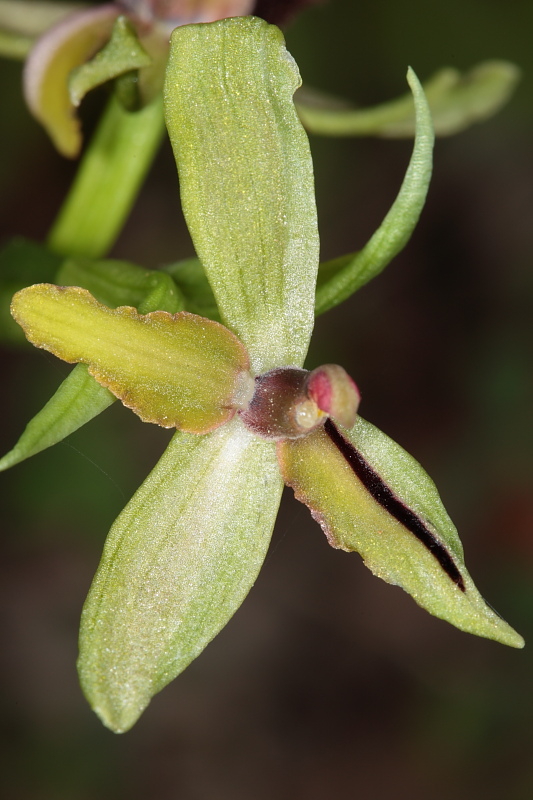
top-left (68, 15), bottom-right (152, 110)
top-left (78, 416), bottom-right (283, 732)
top-left (315, 68), bottom-right (433, 316)
top-left (23, 4), bottom-right (119, 157)
top-left (0, 238), bottom-right (63, 344)
top-left (0, 363), bottom-right (114, 472)
top-left (162, 257), bottom-right (220, 321)
top-left (278, 418), bottom-right (524, 649)
top-left (164, 17), bottom-right (319, 372)
top-left (296, 61), bottom-right (520, 138)
top-left (56, 256), bottom-right (186, 314)
top-left (12, 284), bottom-right (252, 433)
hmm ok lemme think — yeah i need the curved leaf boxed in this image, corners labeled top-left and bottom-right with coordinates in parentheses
top-left (78, 416), bottom-right (282, 732)
top-left (278, 417), bottom-right (524, 648)
top-left (164, 17), bottom-right (319, 372)
top-left (315, 68), bottom-right (433, 315)
top-left (296, 61), bottom-right (520, 138)
top-left (0, 364), bottom-right (114, 472)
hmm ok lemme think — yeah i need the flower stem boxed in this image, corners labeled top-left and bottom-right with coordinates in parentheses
top-left (47, 93), bottom-right (165, 259)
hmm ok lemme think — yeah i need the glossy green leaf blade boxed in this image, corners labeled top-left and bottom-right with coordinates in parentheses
top-left (278, 418), bottom-right (524, 648)
top-left (78, 416), bottom-right (283, 732)
top-left (12, 285), bottom-right (251, 433)
top-left (164, 17), bottom-right (319, 372)
top-left (0, 363), bottom-right (114, 471)
top-left (296, 61), bottom-right (520, 138)
top-left (315, 68), bottom-right (433, 316)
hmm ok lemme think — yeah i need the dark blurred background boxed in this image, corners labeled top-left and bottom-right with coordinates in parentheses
top-left (1, 1), bottom-right (533, 798)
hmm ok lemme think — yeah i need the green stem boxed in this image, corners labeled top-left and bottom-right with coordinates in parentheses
top-left (47, 92), bottom-right (165, 258)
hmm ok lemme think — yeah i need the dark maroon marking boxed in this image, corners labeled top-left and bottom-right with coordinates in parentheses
top-left (325, 419), bottom-right (465, 591)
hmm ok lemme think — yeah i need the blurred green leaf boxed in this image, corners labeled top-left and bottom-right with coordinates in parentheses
top-left (315, 68), bottom-right (433, 315)
top-left (0, 1), bottom-right (86, 58)
top-left (296, 60), bottom-right (520, 138)
top-left (0, 363), bottom-right (114, 472)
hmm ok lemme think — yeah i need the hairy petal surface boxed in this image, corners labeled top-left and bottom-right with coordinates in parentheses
top-left (278, 417), bottom-right (524, 648)
top-left (78, 416), bottom-right (282, 732)
top-left (164, 17), bottom-right (319, 372)
top-left (12, 284), bottom-right (250, 433)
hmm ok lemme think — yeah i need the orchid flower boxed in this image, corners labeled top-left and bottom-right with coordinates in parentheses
top-left (7, 18), bottom-right (523, 734)
top-left (0, 0), bottom-right (519, 159)
top-left (0, 0), bottom-right (254, 157)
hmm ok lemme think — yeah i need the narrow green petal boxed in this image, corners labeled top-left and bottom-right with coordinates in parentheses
top-left (23, 4), bottom-right (119, 157)
top-left (296, 61), bottom-right (520, 138)
top-left (164, 17), bottom-right (319, 372)
top-left (0, 364), bottom-right (114, 471)
top-left (278, 418), bottom-right (524, 648)
top-left (315, 68), bottom-right (434, 315)
top-left (12, 284), bottom-right (251, 434)
top-left (68, 15), bottom-right (151, 108)
top-left (0, 1), bottom-right (86, 40)
top-left (78, 416), bottom-right (283, 732)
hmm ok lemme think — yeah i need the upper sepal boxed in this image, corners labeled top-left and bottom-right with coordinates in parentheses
top-left (11, 284), bottom-right (252, 433)
top-left (277, 416), bottom-right (524, 649)
top-left (164, 17), bottom-right (319, 372)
